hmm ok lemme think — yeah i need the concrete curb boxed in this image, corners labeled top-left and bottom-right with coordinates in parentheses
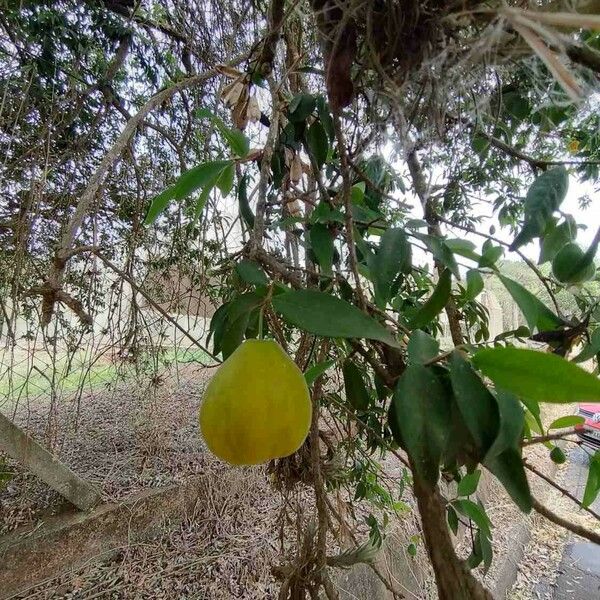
top-left (0, 475), bottom-right (207, 599)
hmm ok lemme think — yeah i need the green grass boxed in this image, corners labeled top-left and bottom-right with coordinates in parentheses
top-left (0, 346), bottom-right (213, 409)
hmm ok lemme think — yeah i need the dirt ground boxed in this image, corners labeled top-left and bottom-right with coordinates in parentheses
top-left (509, 444), bottom-right (600, 600)
top-left (0, 366), bottom-right (586, 599)
top-left (1, 364), bottom-right (215, 535)
top-left (0, 364), bottom-right (428, 599)
top-left (1, 364), bottom-right (288, 598)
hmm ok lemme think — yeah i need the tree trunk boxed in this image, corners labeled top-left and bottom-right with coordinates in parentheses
top-left (412, 473), bottom-right (493, 600)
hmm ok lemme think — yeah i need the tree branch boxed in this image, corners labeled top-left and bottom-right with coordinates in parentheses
top-left (406, 149), bottom-right (463, 346)
top-left (93, 252), bottom-right (220, 365)
top-left (532, 496), bottom-right (600, 545)
top-left (525, 460), bottom-right (600, 520)
top-left (480, 130), bottom-right (600, 170)
top-left (39, 55), bottom-right (246, 327)
top-left (522, 429), bottom-right (580, 447)
top-left (333, 110), bottom-right (367, 309)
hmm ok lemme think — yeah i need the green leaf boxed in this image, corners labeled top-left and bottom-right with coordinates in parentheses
top-left (494, 326), bottom-right (531, 342)
top-left (458, 470), bottom-right (481, 496)
top-left (465, 270), bottom-right (484, 301)
top-left (485, 447), bottom-right (532, 512)
top-left (503, 91), bottom-right (530, 120)
top-left (235, 260), bottom-right (268, 286)
top-left (539, 217), bottom-right (577, 264)
top-left (473, 347), bottom-right (600, 403)
top-left (342, 360), bottom-right (371, 410)
top-left (193, 182), bottom-right (215, 221)
top-left (306, 121), bottom-right (329, 169)
top-left (351, 183), bottom-right (365, 205)
top-left (216, 162), bottom-right (235, 196)
top-left (316, 95), bottom-right (334, 140)
top-left (221, 313), bottom-right (250, 359)
top-left (226, 292), bottom-right (265, 324)
top-left (520, 396), bottom-right (544, 436)
top-left (305, 359), bottom-right (335, 386)
top-left (197, 108), bottom-right (249, 157)
top-left (238, 174), bottom-right (255, 230)
top-left (467, 531), bottom-right (485, 571)
top-left (472, 133), bottom-right (490, 157)
top-left (478, 240), bottom-right (504, 268)
top-left (310, 224), bottom-right (334, 275)
top-left (548, 415), bottom-right (585, 430)
top-left (573, 328), bottom-right (600, 363)
top-left (193, 163), bottom-right (235, 222)
top-left (447, 505), bottom-right (459, 535)
top-left (174, 160), bottom-right (234, 200)
top-left (479, 530), bottom-right (494, 574)
top-left (452, 499), bottom-right (492, 539)
top-left (511, 167), bottom-right (569, 250)
top-left (416, 234), bottom-right (460, 278)
top-left (220, 293), bottom-right (265, 359)
top-left (498, 274), bottom-right (563, 333)
top-left (373, 228), bottom-right (411, 309)
top-left (406, 330), bottom-right (440, 364)
top-left (446, 239), bottom-right (481, 262)
top-left (144, 186), bottom-right (176, 225)
top-left (487, 390), bottom-right (524, 457)
top-left (407, 543), bottom-right (417, 557)
top-left (145, 160), bottom-right (233, 225)
top-left (408, 269), bottom-right (452, 330)
top-left (208, 302), bottom-right (230, 355)
top-left (390, 364), bottom-right (451, 485)
top-left (288, 93), bottom-right (316, 122)
top-left (449, 352), bottom-right (499, 458)
top-left (220, 127), bottom-right (249, 158)
top-left (583, 452), bottom-right (600, 508)
top-left (550, 447), bottom-right (567, 464)
top-left (552, 241), bottom-right (597, 284)
top-left (272, 289), bottom-right (400, 347)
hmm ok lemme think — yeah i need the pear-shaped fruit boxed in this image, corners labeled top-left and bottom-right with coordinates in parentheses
top-left (199, 339), bottom-right (312, 465)
top-left (552, 242), bottom-right (595, 284)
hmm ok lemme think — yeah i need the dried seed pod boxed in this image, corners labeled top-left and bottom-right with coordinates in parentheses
top-left (247, 95), bottom-right (261, 122)
top-left (284, 147), bottom-right (294, 168)
top-left (221, 79), bottom-right (245, 108)
top-left (286, 195), bottom-right (302, 217)
top-left (232, 86), bottom-right (250, 129)
top-left (290, 153), bottom-right (303, 184)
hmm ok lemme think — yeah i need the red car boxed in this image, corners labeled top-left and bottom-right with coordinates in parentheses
top-left (576, 403), bottom-right (600, 449)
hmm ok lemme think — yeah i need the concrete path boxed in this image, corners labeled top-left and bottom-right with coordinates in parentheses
top-left (553, 446), bottom-right (600, 600)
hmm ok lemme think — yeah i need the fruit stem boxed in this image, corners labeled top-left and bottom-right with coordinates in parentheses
top-left (258, 305), bottom-right (264, 339)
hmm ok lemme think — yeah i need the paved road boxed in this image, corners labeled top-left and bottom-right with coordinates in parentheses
top-left (553, 446), bottom-right (600, 600)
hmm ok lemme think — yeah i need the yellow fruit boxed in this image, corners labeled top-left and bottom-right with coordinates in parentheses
top-left (199, 339), bottom-right (312, 465)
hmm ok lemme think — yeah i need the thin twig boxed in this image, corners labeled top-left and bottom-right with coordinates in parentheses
top-left (532, 496), bottom-right (600, 545)
top-left (436, 215), bottom-right (563, 317)
top-left (332, 110), bottom-right (367, 309)
top-left (522, 429), bottom-right (580, 447)
top-left (93, 252), bottom-right (220, 364)
top-left (525, 461), bottom-right (600, 520)
top-left (252, 77), bottom-right (281, 249)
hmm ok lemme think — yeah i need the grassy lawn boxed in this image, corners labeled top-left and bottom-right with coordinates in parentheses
top-left (0, 346), bottom-right (212, 410)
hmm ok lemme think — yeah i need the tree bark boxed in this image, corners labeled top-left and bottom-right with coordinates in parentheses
top-left (412, 473), bottom-right (493, 600)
